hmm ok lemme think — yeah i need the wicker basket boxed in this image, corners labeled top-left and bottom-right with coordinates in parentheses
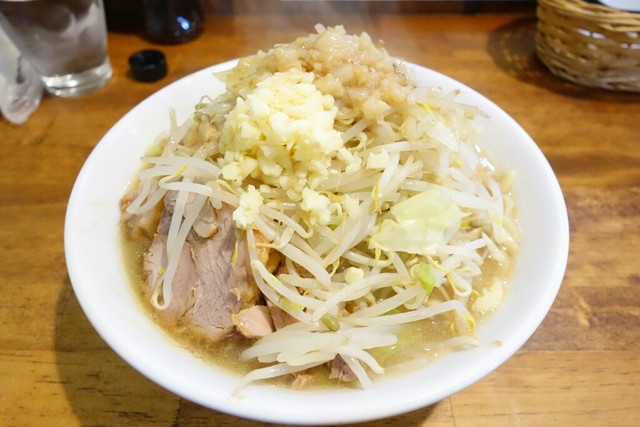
top-left (536, 0), bottom-right (640, 91)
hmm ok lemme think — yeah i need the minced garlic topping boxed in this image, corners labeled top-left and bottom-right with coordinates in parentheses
top-left (219, 69), bottom-right (358, 228)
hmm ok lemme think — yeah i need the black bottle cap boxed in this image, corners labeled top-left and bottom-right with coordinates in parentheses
top-left (129, 49), bottom-right (167, 82)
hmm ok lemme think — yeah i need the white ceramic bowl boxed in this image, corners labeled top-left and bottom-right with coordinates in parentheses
top-left (64, 60), bottom-right (569, 425)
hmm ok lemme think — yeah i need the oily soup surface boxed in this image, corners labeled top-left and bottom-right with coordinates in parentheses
top-left (121, 231), bottom-right (516, 386)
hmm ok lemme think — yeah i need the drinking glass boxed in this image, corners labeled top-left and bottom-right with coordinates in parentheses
top-left (0, 0), bottom-right (112, 97)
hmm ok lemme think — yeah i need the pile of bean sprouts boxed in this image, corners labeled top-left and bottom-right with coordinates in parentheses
top-left (124, 25), bottom-right (519, 392)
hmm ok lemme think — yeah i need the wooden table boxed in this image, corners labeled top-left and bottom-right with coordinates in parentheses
top-left (1, 11), bottom-right (639, 427)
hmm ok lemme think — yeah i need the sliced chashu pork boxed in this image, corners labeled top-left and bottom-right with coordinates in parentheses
top-left (142, 191), bottom-right (355, 383)
top-left (187, 206), bottom-right (259, 341)
top-left (143, 191), bottom-right (259, 342)
top-left (144, 233), bottom-right (199, 324)
top-left (231, 305), bottom-right (275, 339)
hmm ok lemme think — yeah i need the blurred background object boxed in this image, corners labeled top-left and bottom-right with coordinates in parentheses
top-left (200, 0), bottom-right (537, 15)
top-left (536, 0), bottom-right (640, 92)
top-left (105, 0), bottom-right (538, 31)
top-left (105, 0), bottom-right (204, 43)
top-left (0, 22), bottom-right (42, 125)
top-left (583, 0), bottom-right (640, 13)
top-left (104, 0), bottom-right (143, 33)
top-left (0, 0), bottom-right (112, 97)
top-left (141, 0), bottom-right (203, 44)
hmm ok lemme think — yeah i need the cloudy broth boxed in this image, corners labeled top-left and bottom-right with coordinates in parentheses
top-left (120, 227), bottom-right (516, 388)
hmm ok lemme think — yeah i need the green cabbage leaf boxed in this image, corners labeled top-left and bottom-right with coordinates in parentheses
top-left (369, 188), bottom-right (463, 256)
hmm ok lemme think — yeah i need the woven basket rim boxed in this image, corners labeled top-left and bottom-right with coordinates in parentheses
top-left (536, 0), bottom-right (640, 91)
top-left (537, 0), bottom-right (640, 29)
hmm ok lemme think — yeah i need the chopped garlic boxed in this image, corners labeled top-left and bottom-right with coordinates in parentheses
top-left (300, 187), bottom-right (332, 226)
top-left (219, 69), bottom-right (344, 203)
top-left (233, 185), bottom-right (263, 229)
top-left (342, 194), bottom-right (360, 218)
top-left (366, 148), bottom-right (390, 170)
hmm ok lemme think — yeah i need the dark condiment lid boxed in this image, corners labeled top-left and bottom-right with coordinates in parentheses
top-left (128, 50), bottom-right (167, 82)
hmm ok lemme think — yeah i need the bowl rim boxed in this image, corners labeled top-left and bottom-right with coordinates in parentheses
top-left (64, 59), bottom-right (569, 425)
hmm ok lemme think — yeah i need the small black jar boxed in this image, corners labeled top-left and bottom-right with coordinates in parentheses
top-left (141, 0), bottom-right (204, 44)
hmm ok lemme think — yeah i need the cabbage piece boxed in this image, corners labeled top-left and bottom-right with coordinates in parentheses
top-left (369, 188), bottom-right (463, 256)
top-left (415, 262), bottom-right (435, 295)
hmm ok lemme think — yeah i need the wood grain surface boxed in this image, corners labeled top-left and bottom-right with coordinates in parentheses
top-left (1, 10), bottom-right (639, 427)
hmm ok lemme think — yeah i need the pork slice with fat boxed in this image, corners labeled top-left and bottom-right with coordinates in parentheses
top-left (143, 192), bottom-right (259, 342)
top-left (143, 234), bottom-right (198, 324)
top-left (184, 205), bottom-right (260, 341)
top-left (232, 305), bottom-right (275, 339)
top-left (266, 299), bottom-right (296, 331)
top-left (328, 355), bottom-right (357, 382)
